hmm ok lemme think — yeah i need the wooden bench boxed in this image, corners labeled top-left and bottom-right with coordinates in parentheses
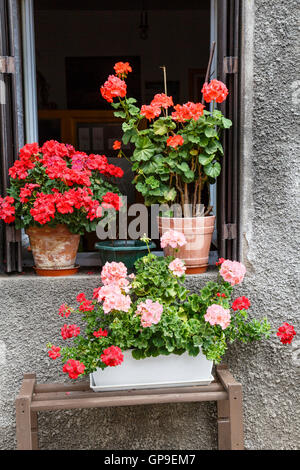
top-left (15, 364), bottom-right (244, 450)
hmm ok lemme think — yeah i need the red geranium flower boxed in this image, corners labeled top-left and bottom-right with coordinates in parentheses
top-left (78, 300), bottom-right (95, 312)
top-left (114, 61), bottom-right (132, 78)
top-left (277, 323), bottom-right (296, 345)
top-left (93, 328), bottom-right (108, 338)
top-left (100, 75), bottom-right (127, 103)
top-left (216, 257), bottom-right (225, 266)
top-left (61, 324), bottom-right (80, 340)
top-left (166, 134), bottom-right (184, 148)
top-left (101, 345), bottom-right (124, 367)
top-left (171, 101), bottom-right (205, 122)
top-left (48, 345), bottom-right (61, 360)
top-left (140, 104), bottom-right (161, 120)
top-left (232, 296), bottom-right (251, 311)
top-left (151, 93), bottom-right (174, 109)
top-left (0, 196), bottom-right (15, 224)
top-left (76, 293), bottom-right (86, 303)
top-left (202, 79), bottom-right (229, 104)
top-left (113, 140), bottom-right (122, 150)
top-left (58, 304), bottom-right (73, 318)
top-left (102, 192), bottom-right (122, 211)
top-left (63, 359), bottom-right (85, 379)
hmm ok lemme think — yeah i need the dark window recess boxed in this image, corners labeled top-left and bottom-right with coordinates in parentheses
top-left (217, 0), bottom-right (241, 261)
top-left (0, 0), bottom-right (24, 272)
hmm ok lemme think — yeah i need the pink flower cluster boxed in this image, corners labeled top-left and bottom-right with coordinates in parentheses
top-left (219, 260), bottom-right (246, 286)
top-left (97, 261), bottom-right (132, 314)
top-left (168, 258), bottom-right (186, 277)
top-left (204, 304), bottom-right (231, 330)
top-left (135, 299), bottom-right (163, 328)
top-left (160, 230), bottom-right (187, 249)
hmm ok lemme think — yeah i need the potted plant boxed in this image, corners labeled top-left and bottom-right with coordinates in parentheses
top-left (100, 61), bottom-right (232, 273)
top-left (47, 233), bottom-right (296, 390)
top-left (0, 140), bottom-right (123, 275)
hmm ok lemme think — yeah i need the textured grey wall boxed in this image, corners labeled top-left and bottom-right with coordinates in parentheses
top-left (0, 0), bottom-right (299, 449)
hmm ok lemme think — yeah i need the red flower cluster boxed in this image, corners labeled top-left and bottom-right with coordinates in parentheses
top-left (202, 79), bottom-right (228, 104)
top-left (217, 293), bottom-right (227, 298)
top-left (172, 101), bottom-right (205, 122)
top-left (93, 328), bottom-right (108, 338)
top-left (19, 183), bottom-right (40, 203)
top-left (62, 359), bottom-right (85, 379)
top-left (48, 345), bottom-right (61, 360)
top-left (101, 345), bottom-right (124, 367)
top-left (78, 300), bottom-right (95, 312)
top-left (102, 192), bottom-right (123, 211)
top-left (114, 61), bottom-right (132, 78)
top-left (30, 192), bottom-right (56, 224)
top-left (0, 196), bottom-right (15, 224)
top-left (277, 323), bottom-right (296, 345)
top-left (113, 140), bottom-right (122, 150)
top-left (76, 293), bottom-right (86, 303)
top-left (151, 93), bottom-right (174, 109)
top-left (216, 257), bottom-right (225, 266)
top-left (61, 324), bottom-right (80, 340)
top-left (58, 304), bottom-right (73, 318)
top-left (9, 143), bottom-right (40, 180)
top-left (140, 104), bottom-right (161, 121)
top-left (100, 75), bottom-right (127, 103)
top-left (232, 296), bottom-right (251, 311)
top-left (166, 134), bottom-right (184, 149)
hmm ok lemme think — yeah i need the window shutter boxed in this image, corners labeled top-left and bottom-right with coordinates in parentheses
top-left (0, 0), bottom-right (24, 272)
top-left (216, 0), bottom-right (241, 261)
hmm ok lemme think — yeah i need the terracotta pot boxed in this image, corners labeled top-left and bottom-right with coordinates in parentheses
top-left (158, 216), bottom-right (215, 274)
top-left (26, 224), bottom-right (80, 274)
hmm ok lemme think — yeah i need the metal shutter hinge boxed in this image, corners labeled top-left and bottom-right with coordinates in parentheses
top-left (0, 56), bottom-right (15, 74)
top-left (222, 223), bottom-right (237, 240)
top-left (223, 56), bottom-right (238, 74)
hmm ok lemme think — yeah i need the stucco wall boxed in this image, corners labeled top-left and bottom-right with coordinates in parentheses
top-left (0, 0), bottom-right (299, 449)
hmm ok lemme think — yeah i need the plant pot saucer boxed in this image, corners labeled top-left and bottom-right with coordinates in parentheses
top-left (33, 265), bottom-right (80, 277)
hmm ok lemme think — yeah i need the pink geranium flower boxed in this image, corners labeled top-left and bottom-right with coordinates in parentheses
top-left (135, 299), bottom-right (163, 328)
top-left (204, 304), bottom-right (231, 330)
top-left (160, 230), bottom-right (187, 249)
top-left (101, 261), bottom-right (128, 285)
top-left (168, 258), bottom-right (186, 277)
top-left (219, 260), bottom-right (246, 286)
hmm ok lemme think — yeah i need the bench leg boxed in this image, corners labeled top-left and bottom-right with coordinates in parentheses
top-left (16, 396), bottom-right (33, 450)
top-left (31, 411), bottom-right (39, 450)
top-left (217, 399), bottom-right (231, 449)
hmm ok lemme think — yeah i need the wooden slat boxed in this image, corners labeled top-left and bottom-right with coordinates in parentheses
top-left (31, 391), bottom-right (228, 412)
top-left (33, 382), bottom-right (223, 400)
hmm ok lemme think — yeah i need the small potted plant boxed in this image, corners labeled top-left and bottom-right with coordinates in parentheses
top-left (47, 233), bottom-right (296, 389)
top-left (100, 61), bottom-right (232, 273)
top-left (0, 140), bottom-right (123, 275)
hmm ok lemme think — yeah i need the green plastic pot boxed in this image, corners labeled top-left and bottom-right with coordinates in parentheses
top-left (95, 240), bottom-right (156, 272)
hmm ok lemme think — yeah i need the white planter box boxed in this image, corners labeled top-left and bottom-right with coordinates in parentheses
top-left (90, 350), bottom-right (214, 392)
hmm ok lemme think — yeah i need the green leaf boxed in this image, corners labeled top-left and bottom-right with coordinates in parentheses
top-left (153, 119), bottom-right (169, 136)
top-left (204, 126), bottom-right (218, 138)
top-left (198, 154), bottom-right (215, 166)
top-left (221, 117), bottom-right (232, 129)
top-left (204, 162), bottom-right (221, 178)
top-left (114, 110), bottom-right (126, 118)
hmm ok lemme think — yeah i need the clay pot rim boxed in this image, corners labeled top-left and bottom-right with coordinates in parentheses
top-left (158, 215), bottom-right (215, 220)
